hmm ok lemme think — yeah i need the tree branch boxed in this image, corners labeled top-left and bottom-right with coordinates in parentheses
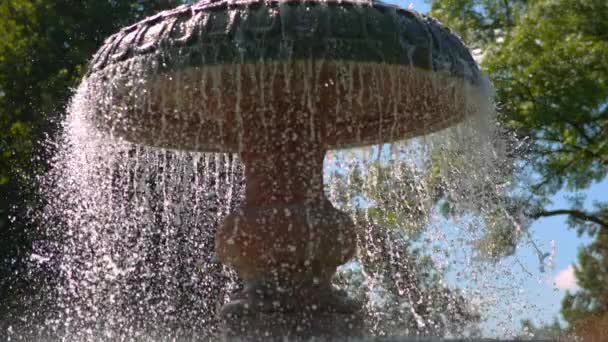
top-left (532, 209), bottom-right (608, 228)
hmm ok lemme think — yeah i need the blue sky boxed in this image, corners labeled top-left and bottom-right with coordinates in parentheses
top-left (517, 180), bottom-right (608, 323)
top-left (387, 0), bottom-right (431, 12)
top-left (383, 0), bottom-right (607, 333)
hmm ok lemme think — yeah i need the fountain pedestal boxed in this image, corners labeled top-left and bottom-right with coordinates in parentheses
top-left (216, 140), bottom-right (361, 339)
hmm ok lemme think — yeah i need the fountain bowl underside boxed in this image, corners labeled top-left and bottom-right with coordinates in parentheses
top-left (89, 61), bottom-right (469, 152)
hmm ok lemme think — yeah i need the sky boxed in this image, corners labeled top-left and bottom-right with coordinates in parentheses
top-left (382, 0), bottom-right (607, 334)
top-left (387, 0), bottom-right (431, 12)
top-left (516, 180), bottom-right (608, 324)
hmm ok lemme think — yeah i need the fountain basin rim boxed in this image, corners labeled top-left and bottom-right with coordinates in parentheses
top-left (88, 0), bottom-right (481, 86)
top-left (110, 0), bottom-right (427, 35)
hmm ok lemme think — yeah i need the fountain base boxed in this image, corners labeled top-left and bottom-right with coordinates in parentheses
top-left (215, 143), bottom-right (361, 339)
top-left (221, 308), bottom-right (363, 341)
top-left (221, 281), bottom-right (359, 314)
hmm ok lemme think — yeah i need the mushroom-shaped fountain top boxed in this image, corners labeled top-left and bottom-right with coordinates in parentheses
top-left (87, 0), bottom-right (482, 153)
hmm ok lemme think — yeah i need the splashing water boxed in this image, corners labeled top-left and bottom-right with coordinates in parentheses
top-left (322, 79), bottom-right (534, 338)
top-left (19, 45), bottom-right (548, 342)
top-left (39, 105), bottom-right (243, 340)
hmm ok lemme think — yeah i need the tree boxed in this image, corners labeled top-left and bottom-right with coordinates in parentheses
top-left (0, 0), bottom-right (186, 331)
top-left (327, 148), bottom-right (520, 337)
top-left (561, 230), bottom-right (608, 337)
top-left (519, 318), bottom-right (565, 340)
top-left (430, 0), bottom-right (608, 334)
top-left (429, 0), bottom-right (527, 49)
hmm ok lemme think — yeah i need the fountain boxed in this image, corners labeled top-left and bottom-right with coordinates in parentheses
top-left (55, 0), bottom-right (489, 340)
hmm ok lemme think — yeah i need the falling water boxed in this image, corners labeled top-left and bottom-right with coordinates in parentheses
top-left (38, 99), bottom-right (244, 340)
top-left (21, 62), bottom-right (546, 341)
top-left (322, 76), bottom-right (533, 338)
top-left (15, 4), bottom-right (551, 340)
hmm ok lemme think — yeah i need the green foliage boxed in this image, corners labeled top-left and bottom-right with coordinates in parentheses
top-left (562, 223), bottom-right (608, 327)
top-left (332, 218), bottom-right (481, 337)
top-left (327, 149), bottom-right (526, 335)
top-left (327, 158), bottom-right (482, 336)
top-left (432, 0), bottom-right (608, 198)
top-left (0, 0), bottom-right (37, 186)
top-left (331, 154), bottom-right (522, 258)
top-left (484, 0), bottom-right (608, 196)
top-left (431, 0), bottom-right (608, 333)
top-left (430, 0), bottom-right (527, 48)
top-left (344, 161), bottom-right (433, 238)
top-left (484, 0), bottom-right (608, 332)
top-left (0, 0), bottom-right (185, 326)
top-left (519, 318), bottom-right (565, 340)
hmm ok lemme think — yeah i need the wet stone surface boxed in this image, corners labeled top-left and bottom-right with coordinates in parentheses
top-left (89, 0), bottom-right (480, 85)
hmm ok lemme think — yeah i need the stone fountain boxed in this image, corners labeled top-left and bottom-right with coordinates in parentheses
top-left (85, 0), bottom-right (483, 339)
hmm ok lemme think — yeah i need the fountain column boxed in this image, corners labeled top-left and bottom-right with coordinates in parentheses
top-left (216, 133), bottom-right (361, 339)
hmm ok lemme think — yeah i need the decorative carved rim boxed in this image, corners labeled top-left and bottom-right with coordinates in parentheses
top-left (88, 0), bottom-right (481, 86)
